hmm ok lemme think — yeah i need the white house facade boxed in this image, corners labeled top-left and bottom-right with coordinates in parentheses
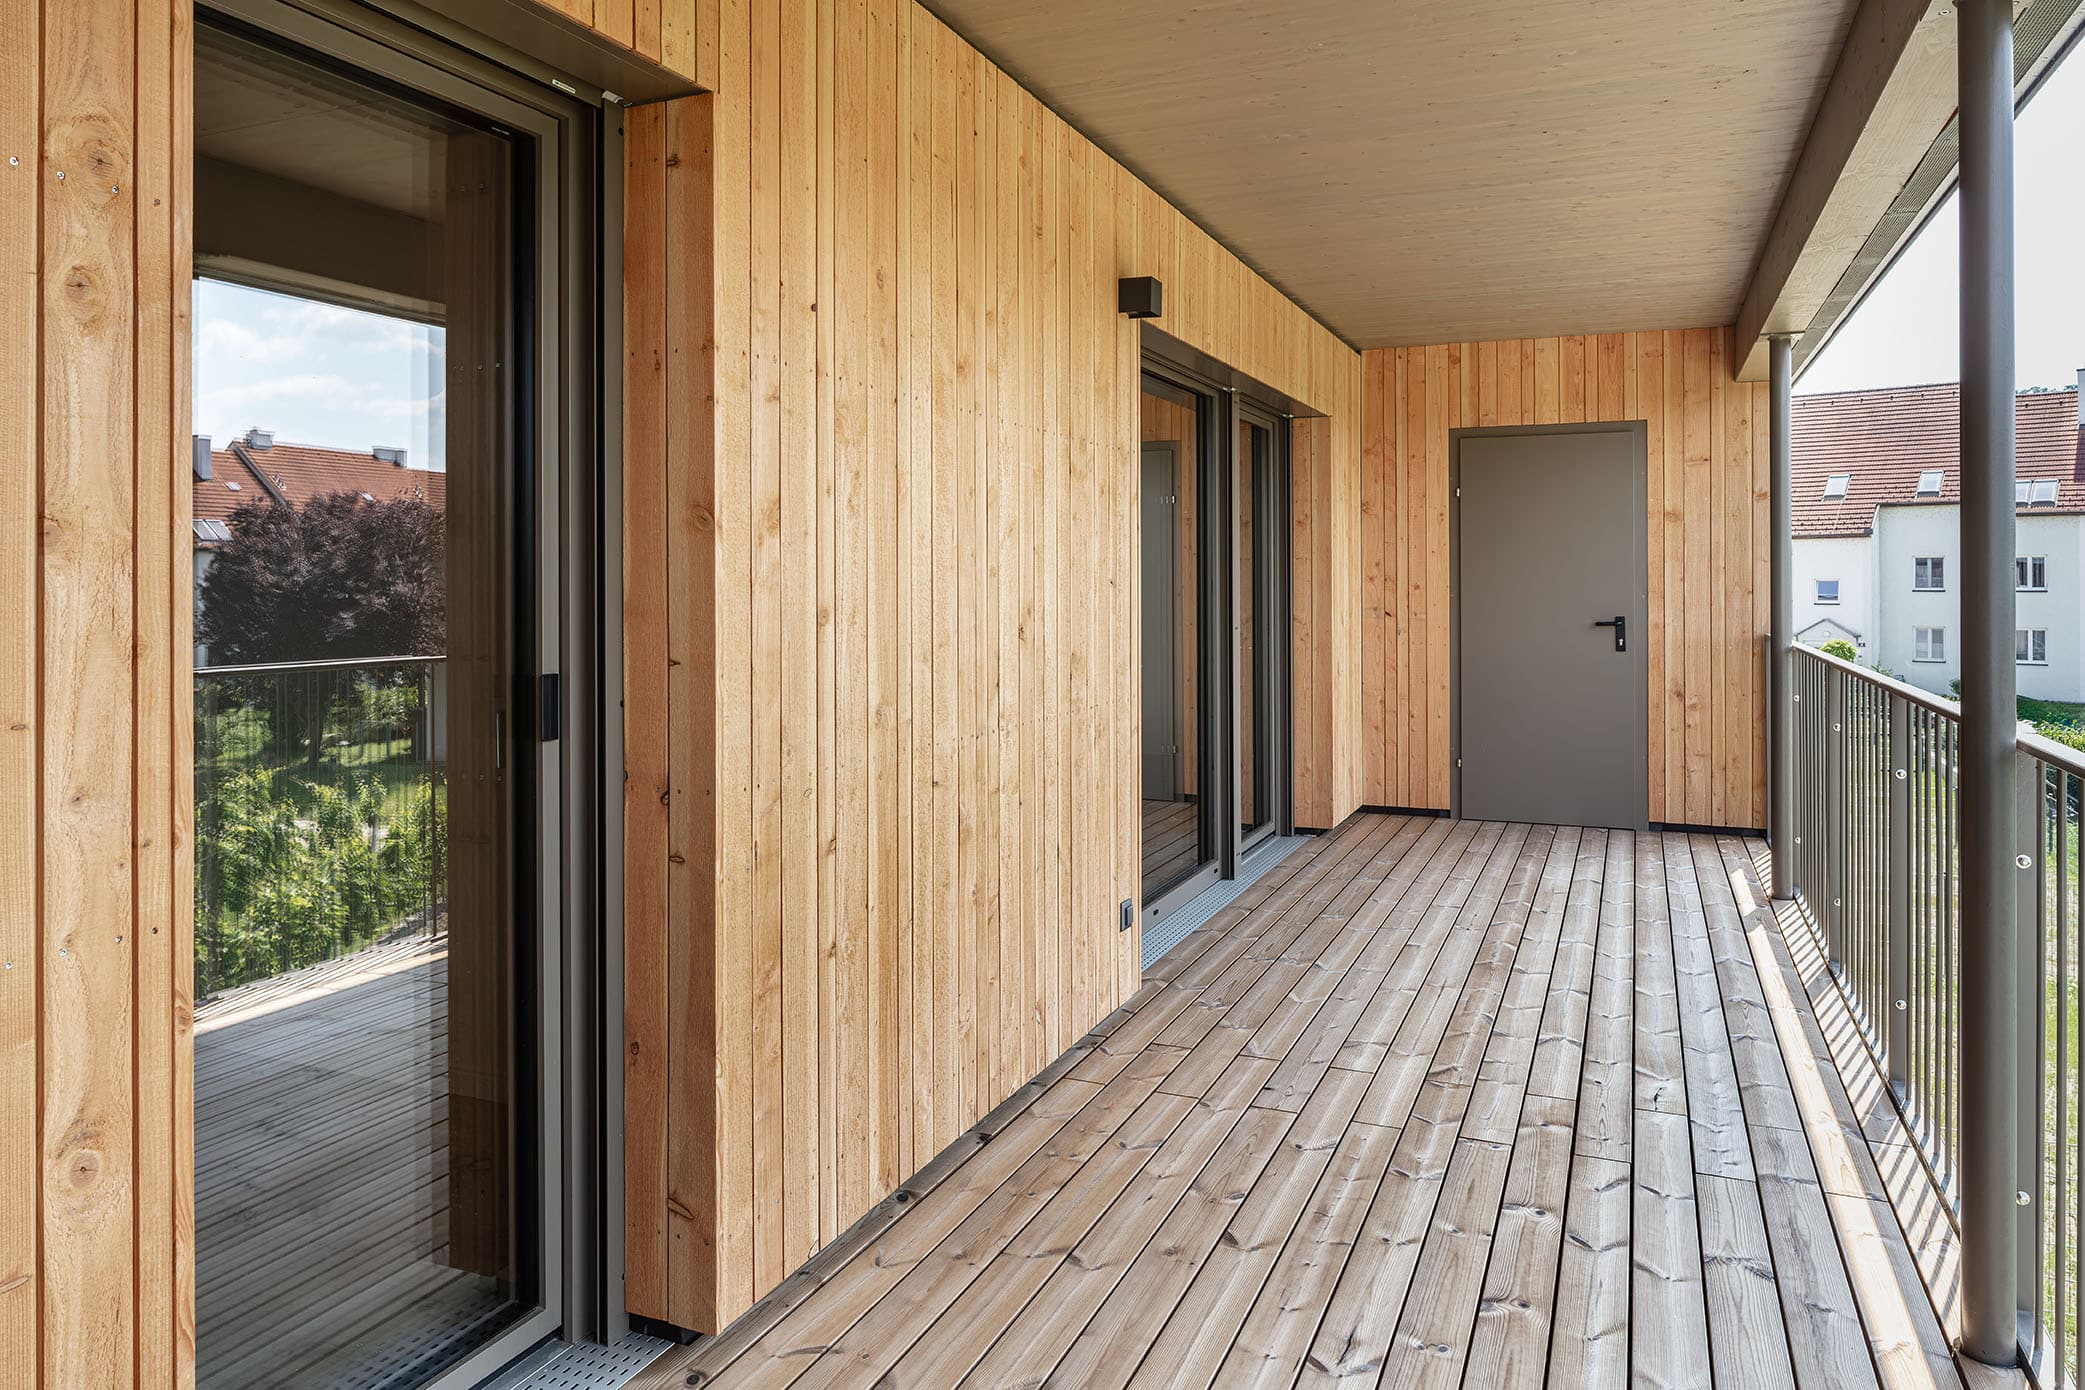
top-left (1791, 375), bottom-right (2085, 704)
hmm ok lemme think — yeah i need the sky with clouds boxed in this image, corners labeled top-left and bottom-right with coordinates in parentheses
top-left (193, 278), bottom-right (447, 469)
top-left (1798, 41), bottom-right (2084, 396)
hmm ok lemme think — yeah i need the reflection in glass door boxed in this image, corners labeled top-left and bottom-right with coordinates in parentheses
top-left (1139, 375), bottom-right (1213, 906)
top-left (190, 8), bottom-right (557, 1385)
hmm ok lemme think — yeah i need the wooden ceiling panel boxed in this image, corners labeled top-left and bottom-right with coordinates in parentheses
top-left (922, 0), bottom-right (1863, 347)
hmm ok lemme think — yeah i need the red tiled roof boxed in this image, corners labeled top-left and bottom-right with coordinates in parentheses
top-left (193, 439), bottom-right (447, 534)
top-left (1791, 382), bottom-right (2083, 537)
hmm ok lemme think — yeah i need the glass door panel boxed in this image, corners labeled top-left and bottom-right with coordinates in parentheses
top-left (1140, 375), bottom-right (1214, 904)
top-left (192, 13), bottom-right (536, 1385)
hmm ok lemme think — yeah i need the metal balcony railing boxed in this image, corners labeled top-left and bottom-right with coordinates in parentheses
top-left (1790, 641), bottom-right (2085, 1381)
top-left (193, 655), bottom-right (447, 1003)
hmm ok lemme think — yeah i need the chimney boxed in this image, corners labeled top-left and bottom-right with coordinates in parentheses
top-left (244, 427), bottom-right (274, 451)
top-left (192, 435), bottom-right (212, 481)
top-left (372, 445), bottom-right (408, 467)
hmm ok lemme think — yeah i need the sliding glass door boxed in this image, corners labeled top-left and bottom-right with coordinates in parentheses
top-left (1139, 375), bottom-right (1217, 908)
top-left (1138, 364), bottom-right (1292, 924)
top-left (190, 2), bottom-right (594, 1383)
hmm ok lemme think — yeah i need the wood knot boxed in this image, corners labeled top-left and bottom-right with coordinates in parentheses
top-left (63, 1145), bottom-right (103, 1191)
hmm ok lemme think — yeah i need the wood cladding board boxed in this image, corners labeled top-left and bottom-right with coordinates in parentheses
top-left (1359, 328), bottom-right (1769, 829)
top-left (2, 0), bottom-right (195, 1386)
top-left (529, 0), bottom-right (710, 85)
top-left (621, 0), bottom-right (1362, 1335)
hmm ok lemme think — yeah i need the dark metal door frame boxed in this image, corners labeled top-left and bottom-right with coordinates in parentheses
top-left (1235, 400), bottom-right (1291, 858)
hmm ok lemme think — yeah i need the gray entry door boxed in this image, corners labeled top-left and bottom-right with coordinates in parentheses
top-left (1457, 427), bottom-right (1648, 830)
top-left (1140, 443), bottom-right (1180, 799)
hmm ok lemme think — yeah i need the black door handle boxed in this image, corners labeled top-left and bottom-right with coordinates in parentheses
top-left (1593, 615), bottom-right (1626, 652)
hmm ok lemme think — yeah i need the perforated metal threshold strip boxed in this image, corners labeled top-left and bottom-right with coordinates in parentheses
top-left (483, 1331), bottom-right (671, 1390)
top-left (1140, 833), bottom-right (1311, 970)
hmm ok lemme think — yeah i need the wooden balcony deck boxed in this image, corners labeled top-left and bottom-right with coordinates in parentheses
top-left (637, 811), bottom-right (2022, 1390)
top-left (194, 932), bottom-right (511, 1388)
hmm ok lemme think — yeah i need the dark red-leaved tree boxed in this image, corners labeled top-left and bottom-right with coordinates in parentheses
top-left (198, 491), bottom-right (445, 766)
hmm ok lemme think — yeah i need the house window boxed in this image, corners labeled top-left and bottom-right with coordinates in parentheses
top-left (2018, 556), bottom-right (2047, 591)
top-left (2029, 478), bottom-right (2059, 506)
top-left (1916, 469), bottom-right (1943, 496)
top-left (1914, 626), bottom-right (1947, 663)
top-left (2018, 629), bottom-right (2049, 665)
top-left (1913, 556), bottom-right (1945, 591)
top-left (1815, 579), bottom-right (1840, 604)
top-left (1822, 473), bottom-right (1850, 501)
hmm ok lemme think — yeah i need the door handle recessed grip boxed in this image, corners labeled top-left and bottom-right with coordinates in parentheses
top-left (1593, 615), bottom-right (1626, 652)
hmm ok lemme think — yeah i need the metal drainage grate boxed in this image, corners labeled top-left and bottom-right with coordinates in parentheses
top-left (1140, 834), bottom-right (1311, 970)
top-left (488, 1332), bottom-right (672, 1390)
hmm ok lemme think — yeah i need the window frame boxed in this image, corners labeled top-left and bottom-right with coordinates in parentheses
top-left (1822, 472), bottom-right (1851, 501)
top-left (1913, 626), bottom-right (1947, 663)
top-left (2018, 555), bottom-right (2047, 591)
top-left (2018, 628), bottom-right (2049, 665)
top-left (1912, 555), bottom-right (1946, 592)
top-left (1814, 578), bottom-right (1840, 605)
top-left (1915, 469), bottom-right (1943, 497)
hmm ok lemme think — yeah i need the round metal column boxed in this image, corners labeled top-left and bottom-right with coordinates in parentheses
top-left (1956, 0), bottom-right (2020, 1365)
top-left (1768, 334), bottom-right (1796, 901)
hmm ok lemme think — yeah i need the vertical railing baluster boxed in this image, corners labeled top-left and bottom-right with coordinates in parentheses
top-left (1889, 692), bottom-right (1911, 1096)
top-left (1828, 663), bottom-right (1848, 973)
top-left (2017, 749), bottom-right (2044, 1352)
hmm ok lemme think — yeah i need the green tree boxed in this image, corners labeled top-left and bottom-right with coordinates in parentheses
top-left (197, 491), bottom-right (444, 769)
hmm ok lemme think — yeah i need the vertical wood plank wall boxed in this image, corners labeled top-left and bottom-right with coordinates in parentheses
top-left (1358, 327), bottom-right (1769, 829)
top-left (2, 0), bottom-right (195, 1386)
top-left (620, 0), bottom-right (1362, 1333)
top-left (529, 0), bottom-right (712, 86)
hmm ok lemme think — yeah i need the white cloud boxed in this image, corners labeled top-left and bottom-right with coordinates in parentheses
top-left (195, 278), bottom-right (447, 468)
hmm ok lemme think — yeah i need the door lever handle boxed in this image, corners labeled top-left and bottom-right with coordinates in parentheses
top-left (1593, 615), bottom-right (1626, 652)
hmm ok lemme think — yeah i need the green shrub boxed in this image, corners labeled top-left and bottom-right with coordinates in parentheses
top-left (2036, 720), bottom-right (2085, 755)
top-left (1820, 638), bottom-right (1859, 662)
top-left (195, 764), bottom-right (444, 997)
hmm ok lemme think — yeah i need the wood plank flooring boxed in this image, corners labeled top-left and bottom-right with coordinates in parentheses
top-left (637, 813), bottom-right (1993, 1390)
top-left (194, 934), bottom-right (511, 1388)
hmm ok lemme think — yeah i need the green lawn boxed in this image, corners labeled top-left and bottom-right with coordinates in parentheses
top-left (2023, 697), bottom-right (2085, 730)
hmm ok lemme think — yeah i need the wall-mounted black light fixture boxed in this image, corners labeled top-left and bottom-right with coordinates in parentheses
top-left (1118, 276), bottom-right (1163, 319)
